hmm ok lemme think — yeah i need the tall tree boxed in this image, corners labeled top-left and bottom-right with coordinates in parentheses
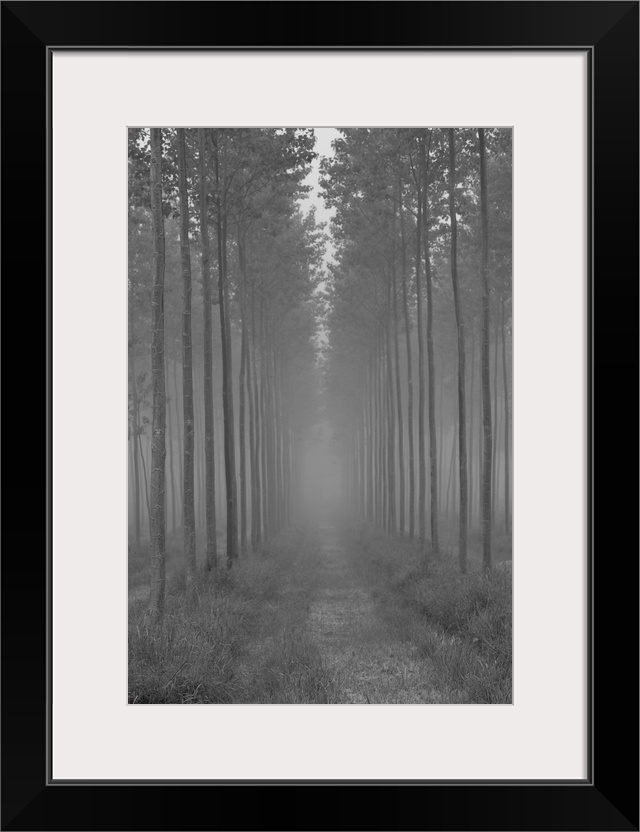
top-left (177, 128), bottom-right (197, 589)
top-left (128, 295), bottom-right (141, 549)
top-left (212, 131), bottom-right (239, 568)
top-left (448, 128), bottom-right (468, 573)
top-left (414, 138), bottom-right (427, 545)
top-left (198, 128), bottom-right (217, 571)
top-left (398, 184), bottom-right (415, 540)
top-left (146, 127), bottom-right (167, 626)
top-left (421, 130), bottom-right (439, 555)
top-left (478, 128), bottom-right (493, 570)
top-left (502, 297), bottom-right (511, 537)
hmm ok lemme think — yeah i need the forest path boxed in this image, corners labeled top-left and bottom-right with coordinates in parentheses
top-left (306, 521), bottom-right (440, 704)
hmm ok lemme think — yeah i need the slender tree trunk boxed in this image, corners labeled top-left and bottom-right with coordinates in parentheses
top-left (479, 129), bottom-right (493, 570)
top-left (165, 352), bottom-right (176, 535)
top-left (193, 363), bottom-right (202, 530)
top-left (391, 257), bottom-right (405, 536)
top-left (399, 195), bottom-right (415, 540)
top-left (385, 299), bottom-right (396, 535)
top-left (246, 291), bottom-right (256, 549)
top-left (446, 419), bottom-right (457, 519)
top-left (238, 236), bottom-right (248, 555)
top-left (198, 129), bottom-right (217, 571)
top-left (469, 329), bottom-right (476, 530)
top-left (448, 128), bottom-right (468, 573)
top-left (172, 361), bottom-right (184, 518)
top-left (367, 357), bottom-right (375, 523)
top-left (136, 422), bottom-right (151, 540)
top-left (260, 310), bottom-right (269, 542)
top-left (213, 135), bottom-right (238, 567)
top-left (492, 319), bottom-right (500, 523)
top-left (147, 127), bottom-right (166, 627)
top-left (252, 290), bottom-right (262, 544)
top-left (415, 139), bottom-right (426, 544)
top-left (438, 365), bottom-right (445, 518)
top-left (501, 297), bottom-right (511, 537)
top-left (128, 302), bottom-right (141, 549)
top-left (177, 128), bottom-right (197, 588)
top-left (379, 339), bottom-right (388, 529)
top-left (421, 131), bottom-right (439, 554)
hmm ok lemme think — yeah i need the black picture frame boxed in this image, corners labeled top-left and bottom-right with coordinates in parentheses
top-left (2, 2), bottom-right (637, 830)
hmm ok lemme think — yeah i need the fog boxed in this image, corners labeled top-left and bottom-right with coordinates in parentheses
top-left (299, 421), bottom-right (343, 515)
top-left (129, 126), bottom-right (513, 706)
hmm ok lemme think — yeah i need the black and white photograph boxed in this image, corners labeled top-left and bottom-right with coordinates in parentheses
top-left (128, 126), bottom-right (513, 705)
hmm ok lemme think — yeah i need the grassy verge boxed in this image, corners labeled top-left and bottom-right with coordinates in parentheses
top-left (350, 525), bottom-right (512, 704)
top-left (128, 525), bottom-right (338, 704)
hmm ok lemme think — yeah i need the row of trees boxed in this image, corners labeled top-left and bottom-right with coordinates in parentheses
top-left (128, 127), bottom-right (322, 624)
top-left (322, 128), bottom-right (512, 572)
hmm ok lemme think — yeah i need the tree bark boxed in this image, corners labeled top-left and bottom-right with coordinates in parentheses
top-left (398, 190), bottom-right (415, 540)
top-left (172, 361), bottom-right (183, 521)
top-left (469, 328), bottom-right (476, 529)
top-left (501, 297), bottom-right (511, 537)
top-left (238, 235), bottom-right (248, 554)
top-left (479, 128), bottom-right (493, 570)
top-left (421, 131), bottom-right (439, 555)
top-left (177, 128), bottom-right (197, 589)
top-left (251, 288), bottom-right (262, 544)
top-left (385, 295), bottom-right (396, 535)
top-left (391, 254), bottom-right (405, 536)
top-left (448, 128), bottom-right (468, 573)
top-left (197, 128), bottom-right (217, 571)
top-left (213, 133), bottom-right (238, 568)
top-left (147, 127), bottom-right (167, 627)
top-left (415, 139), bottom-right (426, 544)
top-left (165, 352), bottom-right (176, 535)
top-left (128, 299), bottom-right (141, 550)
top-left (491, 319), bottom-right (499, 523)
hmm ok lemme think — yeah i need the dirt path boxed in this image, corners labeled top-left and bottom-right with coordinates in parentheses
top-left (129, 521), bottom-right (444, 703)
top-left (306, 522), bottom-right (440, 703)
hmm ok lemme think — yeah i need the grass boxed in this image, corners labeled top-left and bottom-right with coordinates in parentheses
top-left (128, 529), bottom-right (226, 592)
top-left (129, 519), bottom-right (512, 705)
top-left (350, 525), bottom-right (512, 704)
top-left (128, 525), bottom-right (339, 704)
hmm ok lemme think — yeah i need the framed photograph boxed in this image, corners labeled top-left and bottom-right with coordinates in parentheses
top-left (2, 2), bottom-right (637, 830)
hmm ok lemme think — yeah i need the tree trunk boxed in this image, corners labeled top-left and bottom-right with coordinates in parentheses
top-left (260, 307), bottom-right (269, 542)
top-left (238, 235), bottom-right (248, 555)
top-left (165, 352), bottom-right (176, 535)
top-left (385, 315), bottom-right (396, 534)
top-left (251, 289), bottom-right (262, 545)
top-left (415, 141), bottom-right (426, 544)
top-left (448, 128), bottom-right (468, 573)
top-left (421, 131), bottom-right (439, 555)
top-left (128, 300), bottom-right (141, 550)
top-left (479, 129), bottom-right (493, 570)
top-left (177, 128), bottom-right (197, 589)
top-left (446, 419), bottom-right (457, 519)
top-left (391, 255), bottom-right (405, 536)
top-left (438, 365), bottom-right (445, 519)
top-left (469, 328), bottom-right (476, 530)
top-left (172, 361), bottom-right (183, 522)
top-left (501, 297), bottom-right (511, 537)
top-left (492, 318), bottom-right (499, 523)
top-left (367, 355), bottom-right (375, 523)
top-left (147, 127), bottom-right (167, 627)
top-left (197, 128), bottom-right (217, 571)
top-left (213, 133), bottom-right (238, 567)
top-left (398, 193), bottom-right (415, 540)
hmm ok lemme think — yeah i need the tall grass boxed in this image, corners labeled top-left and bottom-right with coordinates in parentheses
top-left (353, 527), bottom-right (512, 704)
top-left (128, 558), bottom-right (277, 703)
top-left (128, 526), bottom-right (338, 704)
